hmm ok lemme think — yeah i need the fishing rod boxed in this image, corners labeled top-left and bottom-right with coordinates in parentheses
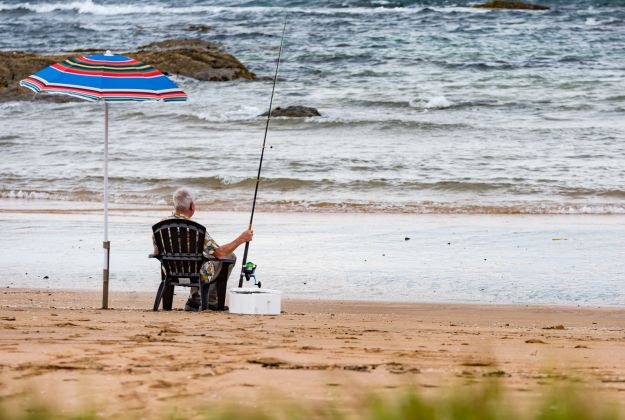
top-left (238, 17), bottom-right (287, 288)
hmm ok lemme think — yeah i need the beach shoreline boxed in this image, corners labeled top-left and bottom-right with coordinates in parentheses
top-left (1, 288), bottom-right (625, 417)
top-left (2, 287), bottom-right (624, 311)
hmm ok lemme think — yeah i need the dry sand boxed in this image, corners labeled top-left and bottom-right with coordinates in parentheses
top-left (1, 288), bottom-right (625, 417)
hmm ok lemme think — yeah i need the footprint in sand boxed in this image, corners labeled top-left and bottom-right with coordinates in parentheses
top-left (461, 361), bottom-right (494, 367)
top-left (54, 322), bottom-right (79, 327)
top-left (300, 346), bottom-right (322, 351)
top-left (157, 326), bottom-right (183, 336)
top-left (385, 362), bottom-right (421, 374)
top-left (122, 380), bottom-right (145, 386)
top-left (150, 379), bottom-right (179, 389)
top-left (131, 334), bottom-right (177, 343)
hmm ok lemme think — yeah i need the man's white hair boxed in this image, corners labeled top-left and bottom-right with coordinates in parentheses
top-left (173, 187), bottom-right (195, 212)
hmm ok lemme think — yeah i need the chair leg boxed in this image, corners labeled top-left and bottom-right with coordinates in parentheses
top-left (153, 281), bottom-right (165, 311)
top-left (200, 282), bottom-right (209, 311)
top-left (162, 281), bottom-right (174, 311)
top-left (216, 267), bottom-right (229, 310)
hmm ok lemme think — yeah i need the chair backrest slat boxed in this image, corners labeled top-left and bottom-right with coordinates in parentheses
top-left (189, 228), bottom-right (197, 275)
top-left (179, 225), bottom-right (190, 274)
top-left (154, 229), bottom-right (166, 255)
top-left (161, 226), bottom-right (176, 274)
top-left (170, 226), bottom-right (182, 274)
top-left (160, 226), bottom-right (173, 254)
top-left (189, 229), bottom-right (200, 273)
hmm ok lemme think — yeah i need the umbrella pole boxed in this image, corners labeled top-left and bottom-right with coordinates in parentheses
top-left (102, 102), bottom-right (110, 309)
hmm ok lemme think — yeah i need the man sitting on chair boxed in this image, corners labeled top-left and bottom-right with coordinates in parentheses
top-left (153, 187), bottom-right (253, 311)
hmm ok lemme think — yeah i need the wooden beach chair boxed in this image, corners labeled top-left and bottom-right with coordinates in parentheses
top-left (149, 219), bottom-right (234, 311)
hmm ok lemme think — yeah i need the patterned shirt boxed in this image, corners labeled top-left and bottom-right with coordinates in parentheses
top-left (153, 212), bottom-right (220, 283)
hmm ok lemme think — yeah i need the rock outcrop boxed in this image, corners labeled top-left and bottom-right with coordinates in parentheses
top-left (0, 51), bottom-right (88, 102)
top-left (134, 39), bottom-right (256, 82)
top-left (472, 1), bottom-right (550, 10)
top-left (260, 106), bottom-right (322, 118)
top-left (186, 24), bottom-right (212, 33)
top-left (0, 38), bottom-right (256, 102)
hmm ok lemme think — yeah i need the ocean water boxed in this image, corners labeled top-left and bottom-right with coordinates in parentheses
top-left (2, 0), bottom-right (625, 214)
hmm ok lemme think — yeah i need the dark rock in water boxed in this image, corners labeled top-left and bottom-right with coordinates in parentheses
top-left (187, 24), bottom-right (212, 32)
top-left (260, 106), bottom-right (321, 118)
top-left (0, 38), bottom-right (256, 102)
top-left (472, 1), bottom-right (549, 10)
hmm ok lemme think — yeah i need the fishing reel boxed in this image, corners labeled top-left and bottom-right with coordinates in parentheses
top-left (242, 261), bottom-right (261, 288)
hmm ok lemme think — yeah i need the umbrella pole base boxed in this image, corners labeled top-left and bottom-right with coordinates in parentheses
top-left (102, 241), bottom-right (110, 309)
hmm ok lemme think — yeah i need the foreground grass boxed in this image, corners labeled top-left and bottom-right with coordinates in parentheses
top-left (1, 382), bottom-right (622, 420)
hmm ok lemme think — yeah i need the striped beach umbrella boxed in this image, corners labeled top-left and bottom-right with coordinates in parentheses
top-left (20, 51), bottom-right (187, 309)
top-left (20, 53), bottom-right (187, 102)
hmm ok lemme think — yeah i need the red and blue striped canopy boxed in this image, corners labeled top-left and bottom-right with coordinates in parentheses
top-left (20, 52), bottom-right (187, 102)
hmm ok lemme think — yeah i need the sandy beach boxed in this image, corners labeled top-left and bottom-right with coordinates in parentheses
top-left (1, 288), bottom-right (625, 417)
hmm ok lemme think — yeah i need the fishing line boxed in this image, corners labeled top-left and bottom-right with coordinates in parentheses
top-left (238, 16), bottom-right (288, 288)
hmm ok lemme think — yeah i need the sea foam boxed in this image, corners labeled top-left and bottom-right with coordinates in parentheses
top-left (409, 95), bottom-right (455, 109)
top-left (0, 0), bottom-right (220, 16)
top-left (0, 1), bottom-right (500, 17)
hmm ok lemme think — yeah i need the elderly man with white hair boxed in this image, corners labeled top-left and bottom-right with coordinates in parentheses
top-left (153, 187), bottom-right (253, 311)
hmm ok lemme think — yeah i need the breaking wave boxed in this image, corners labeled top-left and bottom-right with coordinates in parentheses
top-left (4, 190), bottom-right (625, 215)
top-left (0, 0), bottom-right (524, 17)
top-left (5, 180), bottom-right (625, 215)
top-left (0, 0), bottom-right (243, 15)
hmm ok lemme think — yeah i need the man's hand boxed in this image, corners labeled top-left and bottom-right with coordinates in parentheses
top-left (237, 229), bottom-right (254, 244)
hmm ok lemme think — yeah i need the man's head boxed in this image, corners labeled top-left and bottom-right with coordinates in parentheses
top-left (173, 187), bottom-right (196, 217)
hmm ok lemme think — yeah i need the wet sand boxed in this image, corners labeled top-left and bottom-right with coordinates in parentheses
top-left (2, 206), bottom-right (625, 305)
top-left (1, 288), bottom-right (625, 417)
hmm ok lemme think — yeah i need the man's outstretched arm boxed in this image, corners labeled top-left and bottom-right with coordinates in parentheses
top-left (214, 229), bottom-right (253, 259)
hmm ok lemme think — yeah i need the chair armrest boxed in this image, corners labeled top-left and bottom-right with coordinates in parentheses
top-left (149, 254), bottom-right (162, 260)
top-left (204, 255), bottom-right (236, 264)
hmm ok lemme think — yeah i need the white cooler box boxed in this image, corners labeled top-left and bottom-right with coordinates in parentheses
top-left (228, 288), bottom-right (282, 315)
